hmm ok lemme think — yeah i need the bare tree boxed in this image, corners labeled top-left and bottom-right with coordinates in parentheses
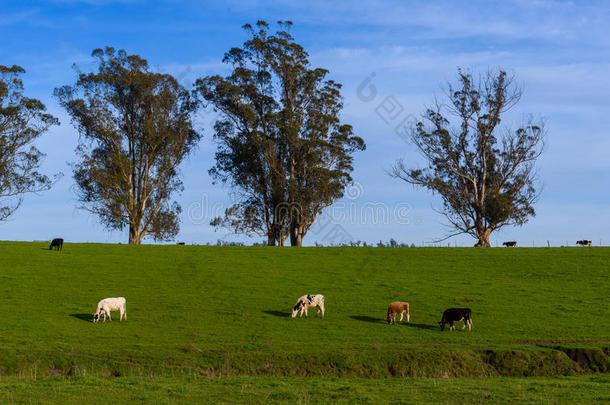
top-left (391, 69), bottom-right (544, 247)
top-left (0, 65), bottom-right (60, 221)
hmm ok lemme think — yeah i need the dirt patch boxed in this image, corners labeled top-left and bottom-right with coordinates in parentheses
top-left (559, 348), bottom-right (610, 373)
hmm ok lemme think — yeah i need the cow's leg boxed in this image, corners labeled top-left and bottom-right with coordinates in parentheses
top-left (120, 307), bottom-right (124, 321)
top-left (320, 304), bottom-right (325, 319)
top-left (304, 307), bottom-right (308, 317)
top-left (468, 319), bottom-right (472, 331)
top-left (398, 312), bottom-right (403, 323)
top-left (316, 305), bottom-right (324, 318)
top-left (406, 311), bottom-right (410, 323)
top-left (450, 321), bottom-right (454, 331)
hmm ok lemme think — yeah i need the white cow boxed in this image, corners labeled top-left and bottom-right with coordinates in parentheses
top-left (93, 297), bottom-right (127, 323)
top-left (291, 294), bottom-right (325, 318)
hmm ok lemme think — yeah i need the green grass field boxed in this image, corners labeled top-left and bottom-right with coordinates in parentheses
top-left (0, 242), bottom-right (608, 403)
top-left (1, 375), bottom-right (609, 404)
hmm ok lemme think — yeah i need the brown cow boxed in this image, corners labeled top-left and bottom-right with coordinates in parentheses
top-left (386, 301), bottom-right (410, 324)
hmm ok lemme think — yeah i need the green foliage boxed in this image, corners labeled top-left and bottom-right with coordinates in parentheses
top-left (0, 65), bottom-right (60, 221)
top-left (196, 21), bottom-right (365, 246)
top-left (55, 47), bottom-right (201, 243)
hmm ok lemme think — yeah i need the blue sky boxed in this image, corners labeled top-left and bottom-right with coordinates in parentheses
top-left (1, 0), bottom-right (609, 246)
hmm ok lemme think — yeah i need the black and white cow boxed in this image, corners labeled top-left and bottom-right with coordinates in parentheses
top-left (576, 240), bottom-right (592, 246)
top-left (49, 238), bottom-right (63, 251)
top-left (439, 308), bottom-right (472, 331)
top-left (503, 241), bottom-right (517, 247)
top-left (291, 294), bottom-right (325, 318)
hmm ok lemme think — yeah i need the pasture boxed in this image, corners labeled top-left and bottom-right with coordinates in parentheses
top-left (0, 242), bottom-right (608, 402)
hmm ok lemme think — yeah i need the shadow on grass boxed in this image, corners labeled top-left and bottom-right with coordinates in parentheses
top-left (70, 313), bottom-right (92, 322)
top-left (405, 322), bottom-right (438, 331)
top-left (350, 315), bottom-right (385, 324)
top-left (263, 310), bottom-right (290, 318)
top-left (350, 316), bottom-right (438, 330)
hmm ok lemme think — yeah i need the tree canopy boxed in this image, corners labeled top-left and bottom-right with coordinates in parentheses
top-left (56, 47), bottom-right (201, 244)
top-left (197, 21), bottom-right (365, 246)
top-left (0, 65), bottom-right (60, 222)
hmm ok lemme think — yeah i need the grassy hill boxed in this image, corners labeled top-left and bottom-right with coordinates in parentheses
top-left (0, 242), bottom-right (608, 402)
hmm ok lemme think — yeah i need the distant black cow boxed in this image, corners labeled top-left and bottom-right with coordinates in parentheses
top-left (576, 240), bottom-right (592, 246)
top-left (177, 242), bottom-right (186, 245)
top-left (439, 308), bottom-right (472, 332)
top-left (503, 241), bottom-right (517, 247)
top-left (49, 238), bottom-right (63, 251)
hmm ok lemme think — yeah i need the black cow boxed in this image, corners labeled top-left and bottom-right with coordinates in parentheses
top-left (576, 240), bottom-right (592, 246)
top-left (49, 238), bottom-right (63, 251)
top-left (503, 241), bottom-right (517, 247)
top-left (439, 308), bottom-right (472, 331)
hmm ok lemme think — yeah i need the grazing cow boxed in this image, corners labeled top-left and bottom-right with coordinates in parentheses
top-left (439, 308), bottom-right (472, 331)
top-left (386, 301), bottom-right (410, 324)
top-left (576, 240), bottom-right (592, 246)
top-left (291, 294), bottom-right (325, 318)
top-left (49, 238), bottom-right (63, 251)
top-left (177, 242), bottom-right (186, 245)
top-left (93, 297), bottom-right (127, 323)
top-left (503, 241), bottom-right (517, 247)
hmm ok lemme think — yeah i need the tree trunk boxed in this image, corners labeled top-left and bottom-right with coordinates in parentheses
top-left (128, 224), bottom-right (143, 244)
top-left (295, 232), bottom-right (303, 247)
top-left (289, 222), bottom-right (298, 246)
top-left (289, 224), bottom-right (304, 247)
top-left (474, 228), bottom-right (492, 247)
top-left (267, 233), bottom-right (276, 246)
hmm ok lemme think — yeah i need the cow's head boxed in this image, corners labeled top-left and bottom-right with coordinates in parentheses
top-left (291, 301), bottom-right (303, 318)
top-left (93, 311), bottom-right (101, 323)
top-left (438, 321), bottom-right (445, 331)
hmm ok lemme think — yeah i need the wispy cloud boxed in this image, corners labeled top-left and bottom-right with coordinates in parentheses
top-left (0, 8), bottom-right (41, 26)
